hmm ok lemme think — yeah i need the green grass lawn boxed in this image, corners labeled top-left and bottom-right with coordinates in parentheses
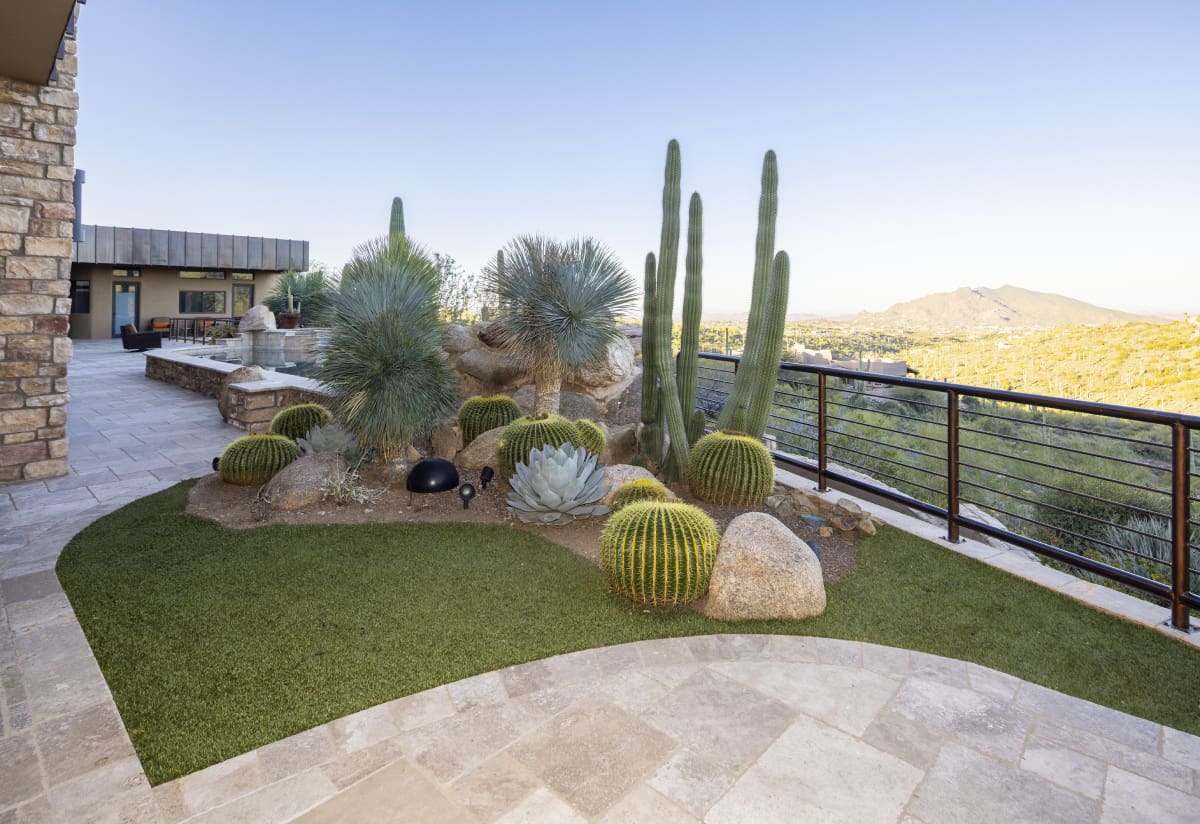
top-left (57, 481), bottom-right (1200, 785)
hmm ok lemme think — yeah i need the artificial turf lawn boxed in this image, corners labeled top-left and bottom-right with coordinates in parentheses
top-left (57, 481), bottom-right (1200, 785)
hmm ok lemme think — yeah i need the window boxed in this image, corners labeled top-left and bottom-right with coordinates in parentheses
top-left (69, 280), bottom-right (90, 313)
top-left (231, 272), bottom-right (254, 282)
top-left (180, 270), bottom-right (226, 280)
top-left (113, 268), bottom-right (140, 277)
top-left (179, 290), bottom-right (226, 313)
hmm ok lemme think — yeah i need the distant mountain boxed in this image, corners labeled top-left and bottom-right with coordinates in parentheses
top-left (849, 285), bottom-right (1157, 330)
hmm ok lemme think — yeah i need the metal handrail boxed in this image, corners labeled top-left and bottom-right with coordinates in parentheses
top-left (694, 351), bottom-right (1200, 630)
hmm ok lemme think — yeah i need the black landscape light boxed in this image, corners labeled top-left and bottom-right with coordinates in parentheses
top-left (405, 458), bottom-right (460, 505)
top-left (479, 466), bottom-right (495, 490)
top-left (212, 456), bottom-right (220, 472)
top-left (458, 483), bottom-right (477, 509)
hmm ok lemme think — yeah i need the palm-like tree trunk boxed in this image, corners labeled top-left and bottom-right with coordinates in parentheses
top-left (533, 371), bottom-right (562, 416)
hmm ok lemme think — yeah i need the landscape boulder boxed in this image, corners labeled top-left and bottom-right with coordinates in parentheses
top-left (567, 336), bottom-right (636, 388)
top-left (699, 512), bottom-right (826, 621)
top-left (472, 321), bottom-right (505, 348)
top-left (443, 324), bottom-right (483, 354)
top-left (238, 305), bottom-right (276, 333)
top-left (455, 348), bottom-right (526, 388)
top-left (455, 425), bottom-right (505, 470)
top-left (261, 453), bottom-right (346, 511)
top-left (601, 422), bottom-right (638, 466)
top-left (832, 498), bottom-right (864, 531)
top-left (217, 366), bottom-right (267, 422)
top-left (600, 464), bottom-right (674, 506)
top-left (430, 420), bottom-right (461, 461)
top-left (765, 494), bottom-right (795, 518)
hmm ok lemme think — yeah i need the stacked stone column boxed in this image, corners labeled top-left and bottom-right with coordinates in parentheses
top-left (0, 14), bottom-right (78, 481)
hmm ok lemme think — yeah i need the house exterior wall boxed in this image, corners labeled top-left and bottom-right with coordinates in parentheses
top-left (0, 11), bottom-right (78, 481)
top-left (68, 264), bottom-right (284, 339)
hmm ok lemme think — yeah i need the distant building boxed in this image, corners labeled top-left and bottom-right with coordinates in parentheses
top-left (785, 347), bottom-right (911, 396)
top-left (69, 225), bottom-right (308, 339)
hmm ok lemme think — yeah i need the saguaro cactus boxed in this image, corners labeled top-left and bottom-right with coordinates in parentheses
top-left (651, 140), bottom-right (692, 482)
top-left (389, 197), bottom-right (406, 243)
top-left (745, 251), bottom-right (790, 438)
top-left (718, 150), bottom-right (788, 441)
top-left (640, 253), bottom-right (659, 428)
top-left (678, 192), bottom-right (704, 444)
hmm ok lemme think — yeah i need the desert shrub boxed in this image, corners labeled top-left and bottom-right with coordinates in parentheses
top-left (482, 235), bottom-right (636, 415)
top-left (319, 241), bottom-right (457, 460)
top-left (263, 269), bottom-right (337, 327)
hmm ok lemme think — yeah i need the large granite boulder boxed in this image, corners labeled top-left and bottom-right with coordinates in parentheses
top-left (430, 420), bottom-right (461, 461)
top-left (567, 336), bottom-right (636, 388)
top-left (217, 366), bottom-right (267, 421)
top-left (238, 305), bottom-right (276, 333)
top-left (443, 324), bottom-right (483, 354)
top-left (472, 321), bottom-right (505, 348)
top-left (455, 425), bottom-right (504, 470)
top-left (601, 422), bottom-right (638, 466)
top-left (699, 512), bottom-right (826, 621)
top-left (261, 453), bottom-right (346, 511)
top-left (512, 385), bottom-right (601, 421)
top-left (600, 464), bottom-right (673, 506)
top-left (617, 323), bottom-right (642, 356)
top-left (456, 348), bottom-right (525, 388)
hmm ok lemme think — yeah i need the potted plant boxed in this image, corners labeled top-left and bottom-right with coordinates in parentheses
top-left (277, 287), bottom-right (300, 329)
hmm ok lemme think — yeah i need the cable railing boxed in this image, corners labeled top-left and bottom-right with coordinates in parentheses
top-left (693, 352), bottom-right (1200, 631)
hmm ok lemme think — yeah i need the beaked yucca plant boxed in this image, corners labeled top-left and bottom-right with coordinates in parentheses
top-left (573, 418), bottom-right (607, 458)
top-left (458, 395), bottom-right (522, 445)
top-left (610, 478), bottom-right (670, 511)
top-left (688, 426), bottom-right (775, 506)
top-left (269, 403), bottom-right (332, 441)
top-left (497, 413), bottom-right (581, 480)
top-left (600, 500), bottom-right (721, 606)
top-left (482, 235), bottom-right (637, 416)
top-left (319, 240), bottom-right (457, 461)
top-left (506, 443), bottom-right (610, 525)
top-left (218, 434), bottom-right (300, 485)
top-left (263, 269), bottom-right (337, 327)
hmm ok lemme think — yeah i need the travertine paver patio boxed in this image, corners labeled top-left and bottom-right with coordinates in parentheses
top-left (154, 636), bottom-right (1200, 823)
top-left (2, 340), bottom-right (1199, 823)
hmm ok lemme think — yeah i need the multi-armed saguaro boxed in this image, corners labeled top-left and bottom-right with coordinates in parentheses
top-left (641, 141), bottom-right (790, 477)
top-left (640, 140), bottom-right (704, 481)
top-left (716, 150), bottom-right (790, 441)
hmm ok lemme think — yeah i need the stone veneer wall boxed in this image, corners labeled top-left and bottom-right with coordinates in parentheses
top-left (225, 383), bottom-right (331, 434)
top-left (0, 12), bottom-right (78, 481)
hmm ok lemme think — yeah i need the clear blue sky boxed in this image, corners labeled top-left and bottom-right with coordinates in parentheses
top-left (75, 0), bottom-right (1199, 317)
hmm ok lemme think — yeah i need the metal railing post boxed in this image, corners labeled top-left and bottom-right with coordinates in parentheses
top-left (817, 372), bottom-right (828, 491)
top-left (1170, 421), bottom-right (1192, 631)
top-left (947, 388), bottom-right (960, 543)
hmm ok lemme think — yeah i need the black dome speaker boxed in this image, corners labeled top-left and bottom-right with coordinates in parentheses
top-left (405, 458), bottom-right (460, 502)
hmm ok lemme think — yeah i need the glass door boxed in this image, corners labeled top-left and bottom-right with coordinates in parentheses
top-left (232, 284), bottom-right (254, 319)
top-left (111, 282), bottom-right (139, 337)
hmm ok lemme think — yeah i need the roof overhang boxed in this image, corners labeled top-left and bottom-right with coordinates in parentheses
top-left (0, 0), bottom-right (77, 85)
top-left (74, 225), bottom-right (311, 273)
